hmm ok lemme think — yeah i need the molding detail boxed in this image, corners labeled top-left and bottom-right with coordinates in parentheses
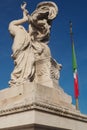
top-left (0, 101), bottom-right (87, 122)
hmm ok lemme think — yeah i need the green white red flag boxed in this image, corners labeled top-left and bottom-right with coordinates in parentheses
top-left (72, 43), bottom-right (79, 98)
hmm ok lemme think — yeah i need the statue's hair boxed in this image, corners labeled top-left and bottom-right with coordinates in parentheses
top-left (37, 1), bottom-right (58, 12)
top-left (36, 1), bottom-right (58, 20)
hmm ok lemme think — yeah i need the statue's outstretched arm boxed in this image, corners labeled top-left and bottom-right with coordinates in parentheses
top-left (9, 2), bottom-right (29, 36)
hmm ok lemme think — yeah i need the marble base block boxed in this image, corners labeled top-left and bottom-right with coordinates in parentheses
top-left (0, 82), bottom-right (87, 130)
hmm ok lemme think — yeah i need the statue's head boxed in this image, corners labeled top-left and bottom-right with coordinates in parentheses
top-left (31, 1), bottom-right (58, 20)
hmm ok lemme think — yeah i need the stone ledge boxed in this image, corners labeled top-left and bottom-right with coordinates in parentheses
top-left (0, 83), bottom-right (87, 130)
top-left (1, 124), bottom-right (71, 130)
top-left (0, 83), bottom-right (87, 124)
top-left (0, 101), bottom-right (87, 123)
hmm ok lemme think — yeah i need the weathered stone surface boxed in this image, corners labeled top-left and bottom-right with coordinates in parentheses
top-left (35, 58), bottom-right (62, 88)
top-left (0, 82), bottom-right (72, 111)
top-left (0, 82), bottom-right (87, 130)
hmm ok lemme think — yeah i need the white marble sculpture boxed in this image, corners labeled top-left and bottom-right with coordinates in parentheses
top-left (9, 1), bottom-right (61, 87)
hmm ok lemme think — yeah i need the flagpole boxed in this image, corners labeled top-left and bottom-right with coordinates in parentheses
top-left (76, 98), bottom-right (79, 110)
top-left (69, 21), bottom-right (79, 110)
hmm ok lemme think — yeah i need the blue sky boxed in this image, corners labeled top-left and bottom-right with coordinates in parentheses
top-left (0, 0), bottom-right (87, 114)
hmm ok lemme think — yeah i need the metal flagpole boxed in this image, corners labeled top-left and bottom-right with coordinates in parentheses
top-left (69, 21), bottom-right (79, 110)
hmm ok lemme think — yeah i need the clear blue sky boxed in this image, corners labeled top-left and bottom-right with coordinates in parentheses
top-left (0, 0), bottom-right (87, 114)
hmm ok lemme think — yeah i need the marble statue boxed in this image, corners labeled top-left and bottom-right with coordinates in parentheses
top-left (9, 1), bottom-right (61, 87)
top-left (1, 3), bottom-right (85, 130)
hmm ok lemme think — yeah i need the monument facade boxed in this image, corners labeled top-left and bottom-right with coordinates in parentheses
top-left (0, 1), bottom-right (87, 130)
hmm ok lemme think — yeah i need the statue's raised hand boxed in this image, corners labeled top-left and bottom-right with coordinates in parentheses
top-left (21, 2), bottom-right (27, 10)
top-left (21, 2), bottom-right (29, 21)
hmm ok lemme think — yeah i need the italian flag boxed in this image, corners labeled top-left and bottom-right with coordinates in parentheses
top-left (72, 43), bottom-right (79, 98)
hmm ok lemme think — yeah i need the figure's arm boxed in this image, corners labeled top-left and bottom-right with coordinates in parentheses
top-left (9, 16), bottom-right (28, 37)
top-left (9, 2), bottom-right (29, 36)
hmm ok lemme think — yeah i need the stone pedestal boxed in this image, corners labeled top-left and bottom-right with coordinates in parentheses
top-left (0, 82), bottom-right (87, 130)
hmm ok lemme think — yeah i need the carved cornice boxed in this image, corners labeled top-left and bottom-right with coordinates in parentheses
top-left (0, 101), bottom-right (87, 122)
